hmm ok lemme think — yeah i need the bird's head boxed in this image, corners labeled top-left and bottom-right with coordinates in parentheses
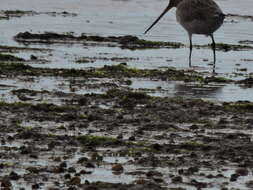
top-left (168, 0), bottom-right (183, 7)
top-left (144, 0), bottom-right (183, 34)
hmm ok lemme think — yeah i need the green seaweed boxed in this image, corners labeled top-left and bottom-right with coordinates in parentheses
top-left (77, 135), bottom-right (121, 146)
top-left (0, 62), bottom-right (205, 82)
top-left (0, 53), bottom-right (25, 61)
top-left (215, 43), bottom-right (253, 51)
top-left (204, 76), bottom-right (233, 83)
top-left (14, 31), bottom-right (253, 51)
top-left (133, 39), bottom-right (183, 49)
top-left (223, 102), bottom-right (253, 112)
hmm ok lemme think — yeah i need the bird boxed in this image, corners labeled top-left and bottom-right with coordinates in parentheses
top-left (144, 0), bottom-right (225, 72)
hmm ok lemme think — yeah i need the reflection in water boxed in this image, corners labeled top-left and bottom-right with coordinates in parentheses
top-left (130, 78), bottom-right (253, 102)
top-left (0, 0), bottom-right (252, 76)
top-left (173, 83), bottom-right (253, 102)
top-left (1, 77), bottom-right (253, 103)
top-left (174, 83), bottom-right (223, 99)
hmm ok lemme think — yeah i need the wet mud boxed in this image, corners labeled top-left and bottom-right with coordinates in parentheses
top-left (0, 1), bottom-right (253, 189)
top-left (1, 89), bottom-right (253, 189)
top-left (0, 10), bottom-right (77, 20)
top-left (15, 32), bottom-right (253, 51)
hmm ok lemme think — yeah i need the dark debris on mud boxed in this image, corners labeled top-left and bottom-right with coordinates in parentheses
top-left (0, 61), bottom-right (205, 82)
top-left (1, 87), bottom-right (253, 189)
top-left (226, 13), bottom-right (253, 21)
top-left (14, 31), bottom-right (253, 51)
top-left (14, 32), bottom-right (184, 49)
top-left (0, 12), bottom-right (252, 189)
top-left (0, 54), bottom-right (239, 85)
top-left (0, 10), bottom-right (77, 20)
top-left (237, 78), bottom-right (253, 88)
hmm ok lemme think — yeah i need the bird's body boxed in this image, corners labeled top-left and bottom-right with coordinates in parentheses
top-left (176, 0), bottom-right (224, 35)
top-left (144, 0), bottom-right (225, 72)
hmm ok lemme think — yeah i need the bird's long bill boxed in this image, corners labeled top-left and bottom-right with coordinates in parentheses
top-left (144, 4), bottom-right (172, 34)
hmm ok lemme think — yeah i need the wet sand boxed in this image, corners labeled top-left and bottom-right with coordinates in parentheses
top-left (0, 0), bottom-right (253, 189)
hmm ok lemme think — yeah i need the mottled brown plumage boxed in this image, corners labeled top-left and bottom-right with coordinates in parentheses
top-left (144, 0), bottom-right (225, 72)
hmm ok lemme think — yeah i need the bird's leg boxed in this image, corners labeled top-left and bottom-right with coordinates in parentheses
top-left (210, 34), bottom-right (216, 74)
top-left (188, 33), bottom-right (193, 67)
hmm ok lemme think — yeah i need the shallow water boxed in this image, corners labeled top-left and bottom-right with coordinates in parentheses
top-left (0, 0), bottom-right (252, 102)
top-left (0, 3), bottom-right (253, 188)
top-left (2, 76), bottom-right (253, 103)
top-left (131, 79), bottom-right (253, 102)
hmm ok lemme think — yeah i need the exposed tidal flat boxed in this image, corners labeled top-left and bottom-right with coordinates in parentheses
top-left (0, 0), bottom-right (252, 189)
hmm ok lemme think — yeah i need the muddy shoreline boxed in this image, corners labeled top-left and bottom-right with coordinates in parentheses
top-left (1, 51), bottom-right (253, 189)
top-left (14, 32), bottom-right (253, 51)
top-left (0, 2), bottom-right (253, 189)
top-left (1, 89), bottom-right (253, 189)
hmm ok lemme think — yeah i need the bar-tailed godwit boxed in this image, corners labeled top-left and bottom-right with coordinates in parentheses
top-left (144, 0), bottom-right (225, 71)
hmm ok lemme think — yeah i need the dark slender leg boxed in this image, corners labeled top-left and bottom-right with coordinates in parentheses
top-left (210, 34), bottom-right (216, 74)
top-left (189, 33), bottom-right (192, 67)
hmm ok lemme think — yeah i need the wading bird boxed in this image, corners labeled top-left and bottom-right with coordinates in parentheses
top-left (144, 0), bottom-right (225, 72)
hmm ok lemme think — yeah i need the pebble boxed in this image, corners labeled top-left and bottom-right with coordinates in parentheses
top-left (172, 176), bottom-right (183, 183)
top-left (112, 164), bottom-right (124, 172)
top-left (69, 177), bottom-right (81, 185)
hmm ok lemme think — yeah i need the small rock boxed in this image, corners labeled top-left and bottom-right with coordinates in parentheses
top-left (236, 168), bottom-right (248, 176)
top-left (60, 162), bottom-right (67, 168)
top-left (146, 171), bottom-right (163, 177)
top-left (1, 179), bottom-right (12, 187)
top-left (1, 139), bottom-right (5, 145)
top-left (153, 178), bottom-right (164, 183)
top-left (246, 180), bottom-right (253, 188)
top-left (87, 114), bottom-right (97, 121)
top-left (172, 176), bottom-right (183, 183)
top-left (178, 169), bottom-right (184, 175)
top-left (85, 186), bottom-right (99, 190)
top-left (30, 55), bottom-right (38, 60)
top-left (9, 171), bottom-right (20, 180)
top-left (190, 179), bottom-right (207, 188)
top-left (79, 170), bottom-right (92, 175)
top-left (68, 167), bottom-right (76, 173)
top-left (54, 157), bottom-right (62, 162)
top-left (20, 146), bottom-right (32, 154)
top-left (112, 164), bottom-right (124, 172)
top-left (64, 173), bottom-right (71, 179)
top-left (117, 134), bottom-right (123, 139)
top-left (75, 173), bottom-right (81, 177)
top-left (69, 177), bottom-right (81, 185)
top-left (206, 174), bottom-right (214, 178)
top-left (91, 153), bottom-right (103, 162)
top-left (30, 153), bottom-right (38, 159)
top-left (85, 162), bottom-right (95, 168)
top-left (26, 167), bottom-right (39, 173)
top-left (77, 157), bottom-right (89, 164)
top-left (230, 173), bottom-right (239, 182)
top-left (77, 97), bottom-right (88, 105)
top-left (189, 125), bottom-right (199, 130)
top-left (187, 166), bottom-right (199, 174)
top-left (135, 179), bottom-right (147, 184)
top-left (116, 114), bottom-right (123, 119)
top-left (52, 166), bottom-right (65, 173)
top-left (218, 118), bottom-right (228, 125)
top-left (32, 183), bottom-right (40, 189)
top-left (151, 143), bottom-right (163, 151)
top-left (68, 187), bottom-right (77, 190)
